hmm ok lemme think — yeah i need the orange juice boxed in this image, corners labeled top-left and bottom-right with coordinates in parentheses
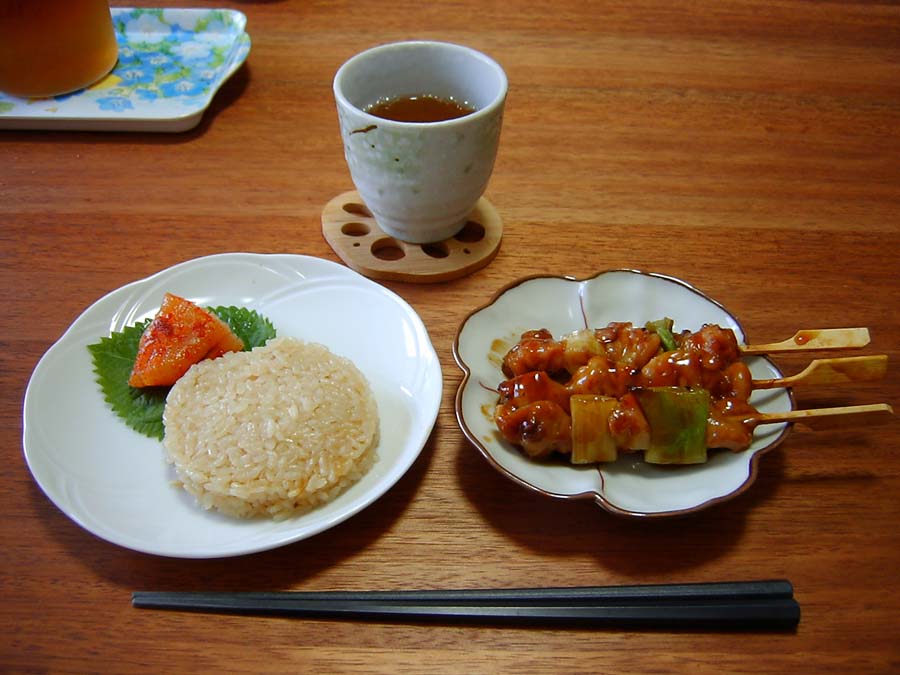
top-left (0, 0), bottom-right (118, 98)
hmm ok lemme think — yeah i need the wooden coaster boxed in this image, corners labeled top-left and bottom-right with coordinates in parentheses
top-left (322, 191), bottom-right (502, 283)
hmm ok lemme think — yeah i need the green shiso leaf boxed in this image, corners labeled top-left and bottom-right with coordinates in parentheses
top-left (87, 307), bottom-right (276, 441)
top-left (88, 319), bottom-right (168, 440)
top-left (208, 305), bottom-right (277, 349)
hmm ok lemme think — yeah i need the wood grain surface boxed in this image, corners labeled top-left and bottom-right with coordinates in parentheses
top-left (2, 1), bottom-right (899, 673)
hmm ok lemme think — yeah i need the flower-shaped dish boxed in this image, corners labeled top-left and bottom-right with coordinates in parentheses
top-left (453, 270), bottom-right (794, 517)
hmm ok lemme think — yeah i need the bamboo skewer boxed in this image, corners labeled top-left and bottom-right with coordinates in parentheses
top-left (741, 328), bottom-right (870, 355)
top-left (743, 332), bottom-right (892, 429)
top-left (752, 355), bottom-right (888, 390)
top-left (751, 403), bottom-right (894, 429)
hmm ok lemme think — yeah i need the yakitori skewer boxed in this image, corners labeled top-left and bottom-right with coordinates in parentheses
top-left (565, 396), bottom-right (894, 466)
top-left (741, 328), bottom-right (870, 355)
top-left (495, 322), bottom-right (892, 463)
top-left (752, 355), bottom-right (888, 390)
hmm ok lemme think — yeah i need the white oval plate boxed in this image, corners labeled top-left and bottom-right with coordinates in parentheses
top-left (453, 270), bottom-right (793, 517)
top-left (23, 253), bottom-right (442, 557)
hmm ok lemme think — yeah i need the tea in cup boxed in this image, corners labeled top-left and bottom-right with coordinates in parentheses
top-left (0, 0), bottom-right (118, 98)
top-left (333, 41), bottom-right (507, 244)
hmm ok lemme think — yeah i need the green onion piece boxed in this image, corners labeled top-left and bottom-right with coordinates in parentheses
top-left (646, 318), bottom-right (678, 352)
top-left (570, 395), bottom-right (619, 464)
top-left (635, 387), bottom-right (709, 465)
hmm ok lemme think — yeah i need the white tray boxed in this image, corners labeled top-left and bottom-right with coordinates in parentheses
top-left (0, 8), bottom-right (250, 132)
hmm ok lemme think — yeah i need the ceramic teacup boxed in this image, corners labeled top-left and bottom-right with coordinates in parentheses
top-left (333, 41), bottom-right (507, 244)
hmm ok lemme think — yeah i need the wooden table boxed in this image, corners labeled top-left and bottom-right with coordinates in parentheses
top-left (3, 1), bottom-right (899, 672)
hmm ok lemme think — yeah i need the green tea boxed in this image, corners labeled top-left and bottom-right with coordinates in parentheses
top-left (366, 94), bottom-right (475, 122)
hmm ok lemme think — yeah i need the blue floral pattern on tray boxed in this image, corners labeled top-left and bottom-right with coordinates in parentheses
top-left (0, 8), bottom-right (250, 132)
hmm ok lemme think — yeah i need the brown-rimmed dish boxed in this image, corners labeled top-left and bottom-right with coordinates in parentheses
top-left (453, 270), bottom-right (794, 517)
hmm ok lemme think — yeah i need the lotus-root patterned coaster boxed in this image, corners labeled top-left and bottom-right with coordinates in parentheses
top-left (322, 191), bottom-right (502, 283)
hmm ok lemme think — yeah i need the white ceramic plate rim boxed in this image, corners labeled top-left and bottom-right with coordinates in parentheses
top-left (453, 269), bottom-right (794, 518)
top-left (23, 253), bottom-right (442, 557)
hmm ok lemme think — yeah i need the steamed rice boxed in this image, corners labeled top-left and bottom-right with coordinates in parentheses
top-left (163, 337), bottom-right (379, 519)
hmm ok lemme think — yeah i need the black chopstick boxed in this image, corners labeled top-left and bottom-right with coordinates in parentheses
top-left (132, 580), bottom-right (800, 629)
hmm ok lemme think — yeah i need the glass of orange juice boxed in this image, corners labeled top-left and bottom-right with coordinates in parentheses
top-left (0, 0), bottom-right (118, 98)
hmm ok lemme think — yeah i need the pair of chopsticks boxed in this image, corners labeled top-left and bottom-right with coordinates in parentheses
top-left (133, 579), bottom-right (800, 630)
